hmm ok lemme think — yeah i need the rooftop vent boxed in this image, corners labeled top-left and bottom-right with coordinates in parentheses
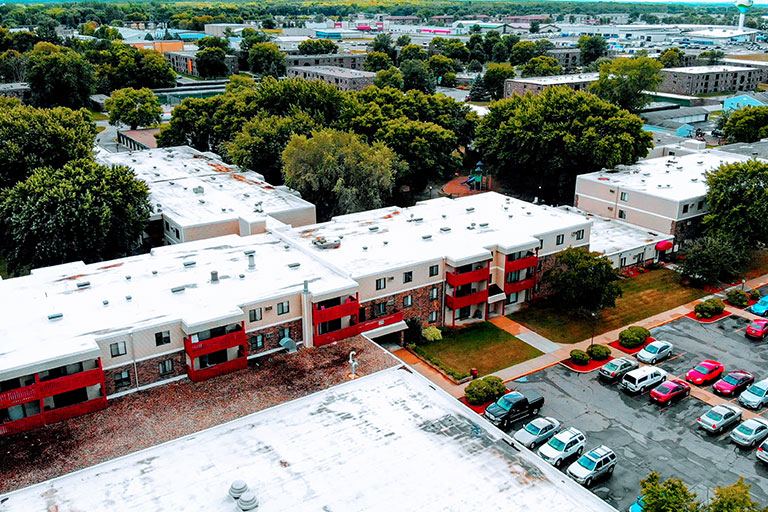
top-left (47, 312), bottom-right (63, 321)
top-left (383, 240), bottom-right (388, 245)
top-left (152, 270), bottom-right (158, 275)
top-left (284, 244), bottom-right (290, 251)
top-left (413, 217), bottom-right (423, 223)
top-left (103, 300), bottom-right (109, 306)
top-left (229, 480), bottom-right (249, 500)
top-left (211, 271), bottom-right (219, 283)
top-left (691, 178), bottom-right (698, 182)
top-left (248, 254), bottom-right (255, 270)
top-left (368, 226), bottom-right (379, 231)
top-left (193, 186), bottom-right (204, 194)
top-left (244, 250), bottom-right (255, 255)
top-left (239, 274), bottom-right (245, 279)
top-left (526, 211), bottom-right (532, 216)
top-left (362, 246), bottom-right (368, 251)
top-left (125, 275), bottom-right (131, 281)
top-left (237, 491), bottom-right (258, 511)
top-left (287, 262), bottom-right (300, 268)
top-left (126, 295), bottom-right (132, 302)
top-left (479, 222), bottom-right (488, 228)
top-left (183, 261), bottom-right (196, 268)
top-left (466, 207), bottom-right (475, 213)
top-left (76, 281), bottom-right (91, 289)
top-left (440, 227), bottom-right (451, 232)
top-left (422, 234), bottom-right (432, 240)
top-left (312, 236), bottom-right (341, 249)
top-left (171, 286), bottom-right (185, 294)
top-left (199, 199), bottom-right (205, 204)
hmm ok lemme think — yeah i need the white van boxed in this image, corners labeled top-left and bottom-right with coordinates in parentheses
top-left (621, 367), bottom-right (667, 393)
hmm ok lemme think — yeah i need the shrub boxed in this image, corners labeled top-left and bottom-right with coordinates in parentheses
top-left (619, 326), bottom-right (651, 348)
top-left (749, 289), bottom-right (761, 301)
top-left (465, 379), bottom-right (493, 405)
top-left (726, 289), bottom-right (749, 308)
top-left (587, 344), bottom-right (611, 361)
top-left (570, 349), bottom-right (590, 366)
top-left (646, 262), bottom-right (663, 270)
top-left (694, 298), bottom-right (725, 319)
top-left (422, 326), bottom-right (442, 342)
top-left (404, 317), bottom-right (422, 345)
top-left (483, 376), bottom-right (507, 399)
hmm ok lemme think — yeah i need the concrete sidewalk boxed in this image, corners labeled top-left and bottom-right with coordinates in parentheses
top-left (489, 316), bottom-right (562, 353)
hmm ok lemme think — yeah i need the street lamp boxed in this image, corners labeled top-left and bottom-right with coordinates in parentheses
top-left (742, 278), bottom-right (746, 291)
top-left (590, 312), bottom-right (597, 350)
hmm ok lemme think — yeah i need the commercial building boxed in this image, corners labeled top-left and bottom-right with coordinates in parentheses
top-left (504, 73), bottom-right (599, 97)
top-left (659, 66), bottom-right (765, 96)
top-left (285, 52), bottom-right (367, 70)
top-left (574, 150), bottom-right (753, 242)
top-left (95, 146), bottom-right (316, 245)
top-left (545, 48), bottom-right (581, 70)
top-left (203, 22), bottom-right (260, 37)
top-left (126, 40), bottom-right (184, 54)
top-left (286, 65), bottom-right (376, 91)
top-left (722, 91), bottom-right (768, 111)
top-left (641, 106), bottom-right (711, 137)
top-left (0, 367), bottom-right (616, 512)
top-left (165, 50), bottom-right (239, 78)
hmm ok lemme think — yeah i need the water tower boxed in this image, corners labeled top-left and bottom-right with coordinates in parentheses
top-left (735, 0), bottom-right (753, 31)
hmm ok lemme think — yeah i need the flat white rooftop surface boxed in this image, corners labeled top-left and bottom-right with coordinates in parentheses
top-left (0, 367), bottom-right (616, 512)
top-left (663, 65), bottom-right (757, 74)
top-left (510, 72), bottom-right (599, 85)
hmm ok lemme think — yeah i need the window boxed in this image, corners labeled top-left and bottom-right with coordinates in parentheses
top-left (110, 341), bottom-right (127, 357)
top-left (114, 370), bottom-right (130, 389)
top-left (277, 301), bottom-right (289, 315)
top-left (374, 303), bottom-right (387, 316)
top-left (428, 311), bottom-right (438, 323)
top-left (158, 360), bottom-right (173, 376)
top-left (403, 295), bottom-right (413, 308)
top-left (697, 200), bottom-right (704, 210)
top-left (682, 204), bottom-right (689, 214)
top-left (429, 264), bottom-right (439, 277)
top-left (574, 229), bottom-right (584, 241)
top-left (429, 287), bottom-right (439, 300)
top-left (164, 221), bottom-right (169, 231)
top-left (155, 330), bottom-right (170, 346)
top-left (375, 278), bottom-right (386, 290)
top-left (618, 209), bottom-right (627, 220)
top-left (403, 271), bottom-right (413, 283)
top-left (506, 292), bottom-right (519, 305)
top-left (620, 191), bottom-right (629, 201)
top-left (251, 334), bottom-right (264, 351)
top-left (278, 327), bottom-right (290, 339)
top-left (506, 270), bottom-right (520, 283)
top-left (556, 234), bottom-right (564, 245)
top-left (174, 228), bottom-right (180, 239)
top-left (249, 308), bottom-right (262, 322)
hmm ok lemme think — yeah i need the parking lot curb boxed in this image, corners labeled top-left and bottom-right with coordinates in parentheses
top-left (501, 361), bottom-right (560, 384)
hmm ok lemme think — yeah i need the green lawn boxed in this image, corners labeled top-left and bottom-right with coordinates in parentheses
top-left (89, 111), bottom-right (109, 121)
top-left (509, 268), bottom-right (709, 344)
top-left (413, 322), bottom-right (542, 380)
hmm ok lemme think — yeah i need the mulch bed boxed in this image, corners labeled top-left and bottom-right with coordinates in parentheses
top-left (459, 396), bottom-right (491, 414)
top-left (608, 336), bottom-right (656, 355)
top-left (621, 267), bottom-right (650, 278)
top-left (0, 336), bottom-right (397, 494)
top-left (685, 311), bottom-right (731, 323)
top-left (560, 355), bottom-right (613, 373)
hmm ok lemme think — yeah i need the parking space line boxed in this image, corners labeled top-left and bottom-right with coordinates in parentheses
top-left (665, 352), bottom-right (687, 363)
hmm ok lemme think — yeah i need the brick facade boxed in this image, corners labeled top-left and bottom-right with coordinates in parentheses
top-left (103, 351), bottom-right (187, 396)
top-left (671, 216), bottom-right (704, 246)
top-left (246, 318), bottom-right (304, 356)
top-left (360, 283), bottom-right (444, 328)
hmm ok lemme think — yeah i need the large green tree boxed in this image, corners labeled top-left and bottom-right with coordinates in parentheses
top-left (509, 40), bottom-right (538, 65)
top-left (298, 38), bottom-right (338, 55)
top-left (105, 87), bottom-right (162, 130)
top-left (197, 36), bottom-right (229, 51)
top-left (659, 47), bottom-right (685, 68)
top-left (577, 35), bottom-right (608, 66)
top-left (374, 66), bottom-right (403, 90)
top-left (589, 56), bottom-right (663, 112)
top-left (399, 44), bottom-right (427, 63)
top-left (679, 233), bottom-right (750, 285)
top-left (282, 129), bottom-right (399, 220)
top-left (400, 59), bottom-right (435, 94)
top-left (543, 247), bottom-right (622, 314)
top-left (25, 42), bottom-right (94, 108)
top-left (724, 106), bottom-right (768, 142)
top-left (238, 28), bottom-right (270, 70)
top-left (483, 62), bottom-right (516, 100)
top-left (363, 51), bottom-right (393, 72)
top-left (640, 472), bottom-right (700, 512)
top-left (196, 47), bottom-right (229, 78)
top-left (0, 49), bottom-right (24, 82)
top-left (248, 42), bottom-right (286, 78)
top-left (519, 55), bottom-right (562, 78)
top-left (0, 159), bottom-right (150, 274)
top-left (476, 86), bottom-right (652, 202)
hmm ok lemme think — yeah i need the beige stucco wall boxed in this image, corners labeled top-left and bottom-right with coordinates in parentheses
top-left (356, 260), bottom-right (443, 302)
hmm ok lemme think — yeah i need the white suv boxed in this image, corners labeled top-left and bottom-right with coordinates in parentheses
top-left (537, 427), bottom-right (586, 468)
top-left (567, 445), bottom-right (617, 486)
top-left (621, 366), bottom-right (667, 394)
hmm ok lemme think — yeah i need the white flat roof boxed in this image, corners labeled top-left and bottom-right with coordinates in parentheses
top-left (686, 28), bottom-right (759, 38)
top-left (509, 72), bottom-right (599, 86)
top-left (558, 206), bottom-right (673, 256)
top-left (0, 367), bottom-right (616, 512)
top-left (0, 234), bottom-right (356, 379)
top-left (289, 192), bottom-right (590, 277)
top-left (96, 146), bottom-right (315, 228)
top-left (578, 150), bottom-right (752, 202)
top-left (288, 65), bottom-right (376, 78)
top-left (663, 65), bottom-right (757, 74)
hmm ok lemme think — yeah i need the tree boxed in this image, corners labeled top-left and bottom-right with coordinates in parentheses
top-left (708, 477), bottom-right (766, 512)
top-left (0, 104), bottom-right (96, 188)
top-left (282, 129), bottom-right (399, 220)
top-left (680, 233), bottom-right (750, 285)
top-left (640, 472), bottom-right (700, 512)
top-left (105, 87), bottom-right (162, 130)
top-left (399, 44), bottom-right (427, 63)
top-left (543, 247), bottom-right (622, 314)
top-left (509, 40), bottom-right (538, 65)
top-left (519, 56), bottom-right (562, 78)
top-left (483, 62), bottom-right (516, 100)
top-left (476, 86), bottom-right (652, 202)
top-left (444, 39), bottom-right (470, 62)
top-left (529, 20), bottom-right (541, 34)
top-left (0, 49), bottom-right (24, 82)
top-left (704, 159), bottom-right (768, 246)
top-left (156, 96), bottom-right (223, 151)
top-left (467, 59), bottom-right (483, 73)
top-left (699, 50), bottom-right (725, 65)
top-left (25, 43), bottom-right (94, 108)
top-left (135, 50), bottom-right (177, 89)
top-left (427, 54), bottom-right (454, 81)
top-left (400, 59), bottom-right (435, 94)
top-left (371, 33), bottom-right (394, 58)
top-left (374, 66), bottom-right (403, 90)
top-left (239, 28), bottom-right (270, 70)
top-left (196, 47), bottom-right (229, 78)
top-left (298, 38), bottom-right (338, 55)
top-left (248, 42), bottom-right (286, 78)
top-left (468, 75), bottom-right (490, 101)
top-left (197, 36), bottom-right (229, 51)
top-left (589, 57), bottom-right (663, 112)
top-left (724, 106), bottom-right (768, 142)
top-left (363, 51), bottom-right (393, 72)
top-left (659, 47), bottom-right (685, 68)
top-left (395, 35), bottom-right (411, 47)
top-left (577, 35), bottom-right (608, 65)
top-left (490, 41), bottom-right (508, 63)
top-left (0, 159), bottom-right (150, 274)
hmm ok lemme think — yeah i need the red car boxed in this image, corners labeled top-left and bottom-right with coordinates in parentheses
top-left (685, 360), bottom-right (724, 385)
top-left (650, 379), bottom-right (691, 405)
top-left (746, 320), bottom-right (768, 339)
top-left (713, 371), bottom-right (755, 396)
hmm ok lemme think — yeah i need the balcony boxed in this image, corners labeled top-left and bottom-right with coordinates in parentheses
top-left (504, 277), bottom-right (536, 295)
top-left (0, 384), bottom-right (39, 409)
top-left (43, 396), bottom-right (107, 425)
top-left (184, 330), bottom-right (246, 359)
top-left (446, 266), bottom-right (490, 288)
top-left (38, 368), bottom-right (104, 397)
top-left (314, 324), bottom-right (360, 347)
top-left (505, 255), bottom-right (538, 273)
top-left (0, 415), bottom-right (45, 436)
top-left (187, 357), bottom-right (247, 383)
top-left (446, 289), bottom-right (489, 310)
top-left (358, 312), bottom-right (404, 333)
top-left (313, 298), bottom-right (359, 324)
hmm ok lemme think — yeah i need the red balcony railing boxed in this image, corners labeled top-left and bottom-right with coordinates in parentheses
top-left (446, 289), bottom-right (489, 310)
top-left (187, 357), bottom-right (247, 382)
top-left (313, 299), bottom-right (359, 324)
top-left (505, 255), bottom-right (538, 273)
top-left (358, 312), bottom-right (404, 333)
top-left (314, 324), bottom-right (360, 347)
top-left (0, 415), bottom-right (45, 436)
top-left (504, 277), bottom-right (536, 295)
top-left (43, 396), bottom-right (107, 425)
top-left (184, 330), bottom-right (246, 359)
top-left (0, 384), bottom-right (39, 409)
top-left (446, 266), bottom-right (490, 288)
top-left (38, 368), bottom-right (104, 397)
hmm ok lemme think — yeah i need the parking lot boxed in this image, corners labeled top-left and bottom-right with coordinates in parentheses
top-left (497, 315), bottom-right (768, 511)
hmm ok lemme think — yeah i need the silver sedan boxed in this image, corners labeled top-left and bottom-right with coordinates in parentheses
top-left (730, 418), bottom-right (768, 447)
top-left (697, 404), bottom-right (742, 434)
top-left (513, 417), bottom-right (562, 448)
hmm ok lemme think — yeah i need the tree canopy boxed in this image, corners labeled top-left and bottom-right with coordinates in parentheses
top-left (374, 66), bottom-right (403, 90)
top-left (248, 42), bottom-right (286, 78)
top-left (542, 247), bottom-right (622, 314)
top-left (589, 56), bottom-right (663, 113)
top-left (105, 87), bottom-right (162, 130)
top-left (724, 106), bottom-right (768, 142)
top-left (577, 35), bottom-right (608, 65)
top-left (400, 59), bottom-right (435, 94)
top-left (298, 38), bottom-right (338, 55)
top-left (364, 51), bottom-right (393, 73)
top-left (659, 47), bottom-right (685, 68)
top-left (196, 46), bottom-right (229, 78)
top-left (679, 232), bottom-right (750, 285)
top-left (483, 62), bottom-right (516, 100)
top-left (25, 42), bottom-right (94, 108)
top-left (640, 472), bottom-right (767, 512)
top-left (519, 55), bottom-right (562, 78)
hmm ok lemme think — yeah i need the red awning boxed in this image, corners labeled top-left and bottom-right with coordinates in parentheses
top-left (656, 240), bottom-right (674, 251)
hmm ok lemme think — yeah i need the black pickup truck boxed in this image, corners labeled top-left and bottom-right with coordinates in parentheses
top-left (483, 391), bottom-right (545, 429)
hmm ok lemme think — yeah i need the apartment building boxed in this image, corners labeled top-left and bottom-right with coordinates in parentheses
top-left (545, 48), bottom-right (581, 70)
top-left (285, 53), bottom-right (367, 70)
top-left (659, 66), bottom-right (765, 96)
top-left (96, 146), bottom-right (316, 245)
top-left (504, 73), bottom-right (599, 98)
top-left (286, 66), bottom-right (376, 91)
top-left (574, 150), bottom-right (752, 243)
top-left (165, 50), bottom-right (239, 78)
